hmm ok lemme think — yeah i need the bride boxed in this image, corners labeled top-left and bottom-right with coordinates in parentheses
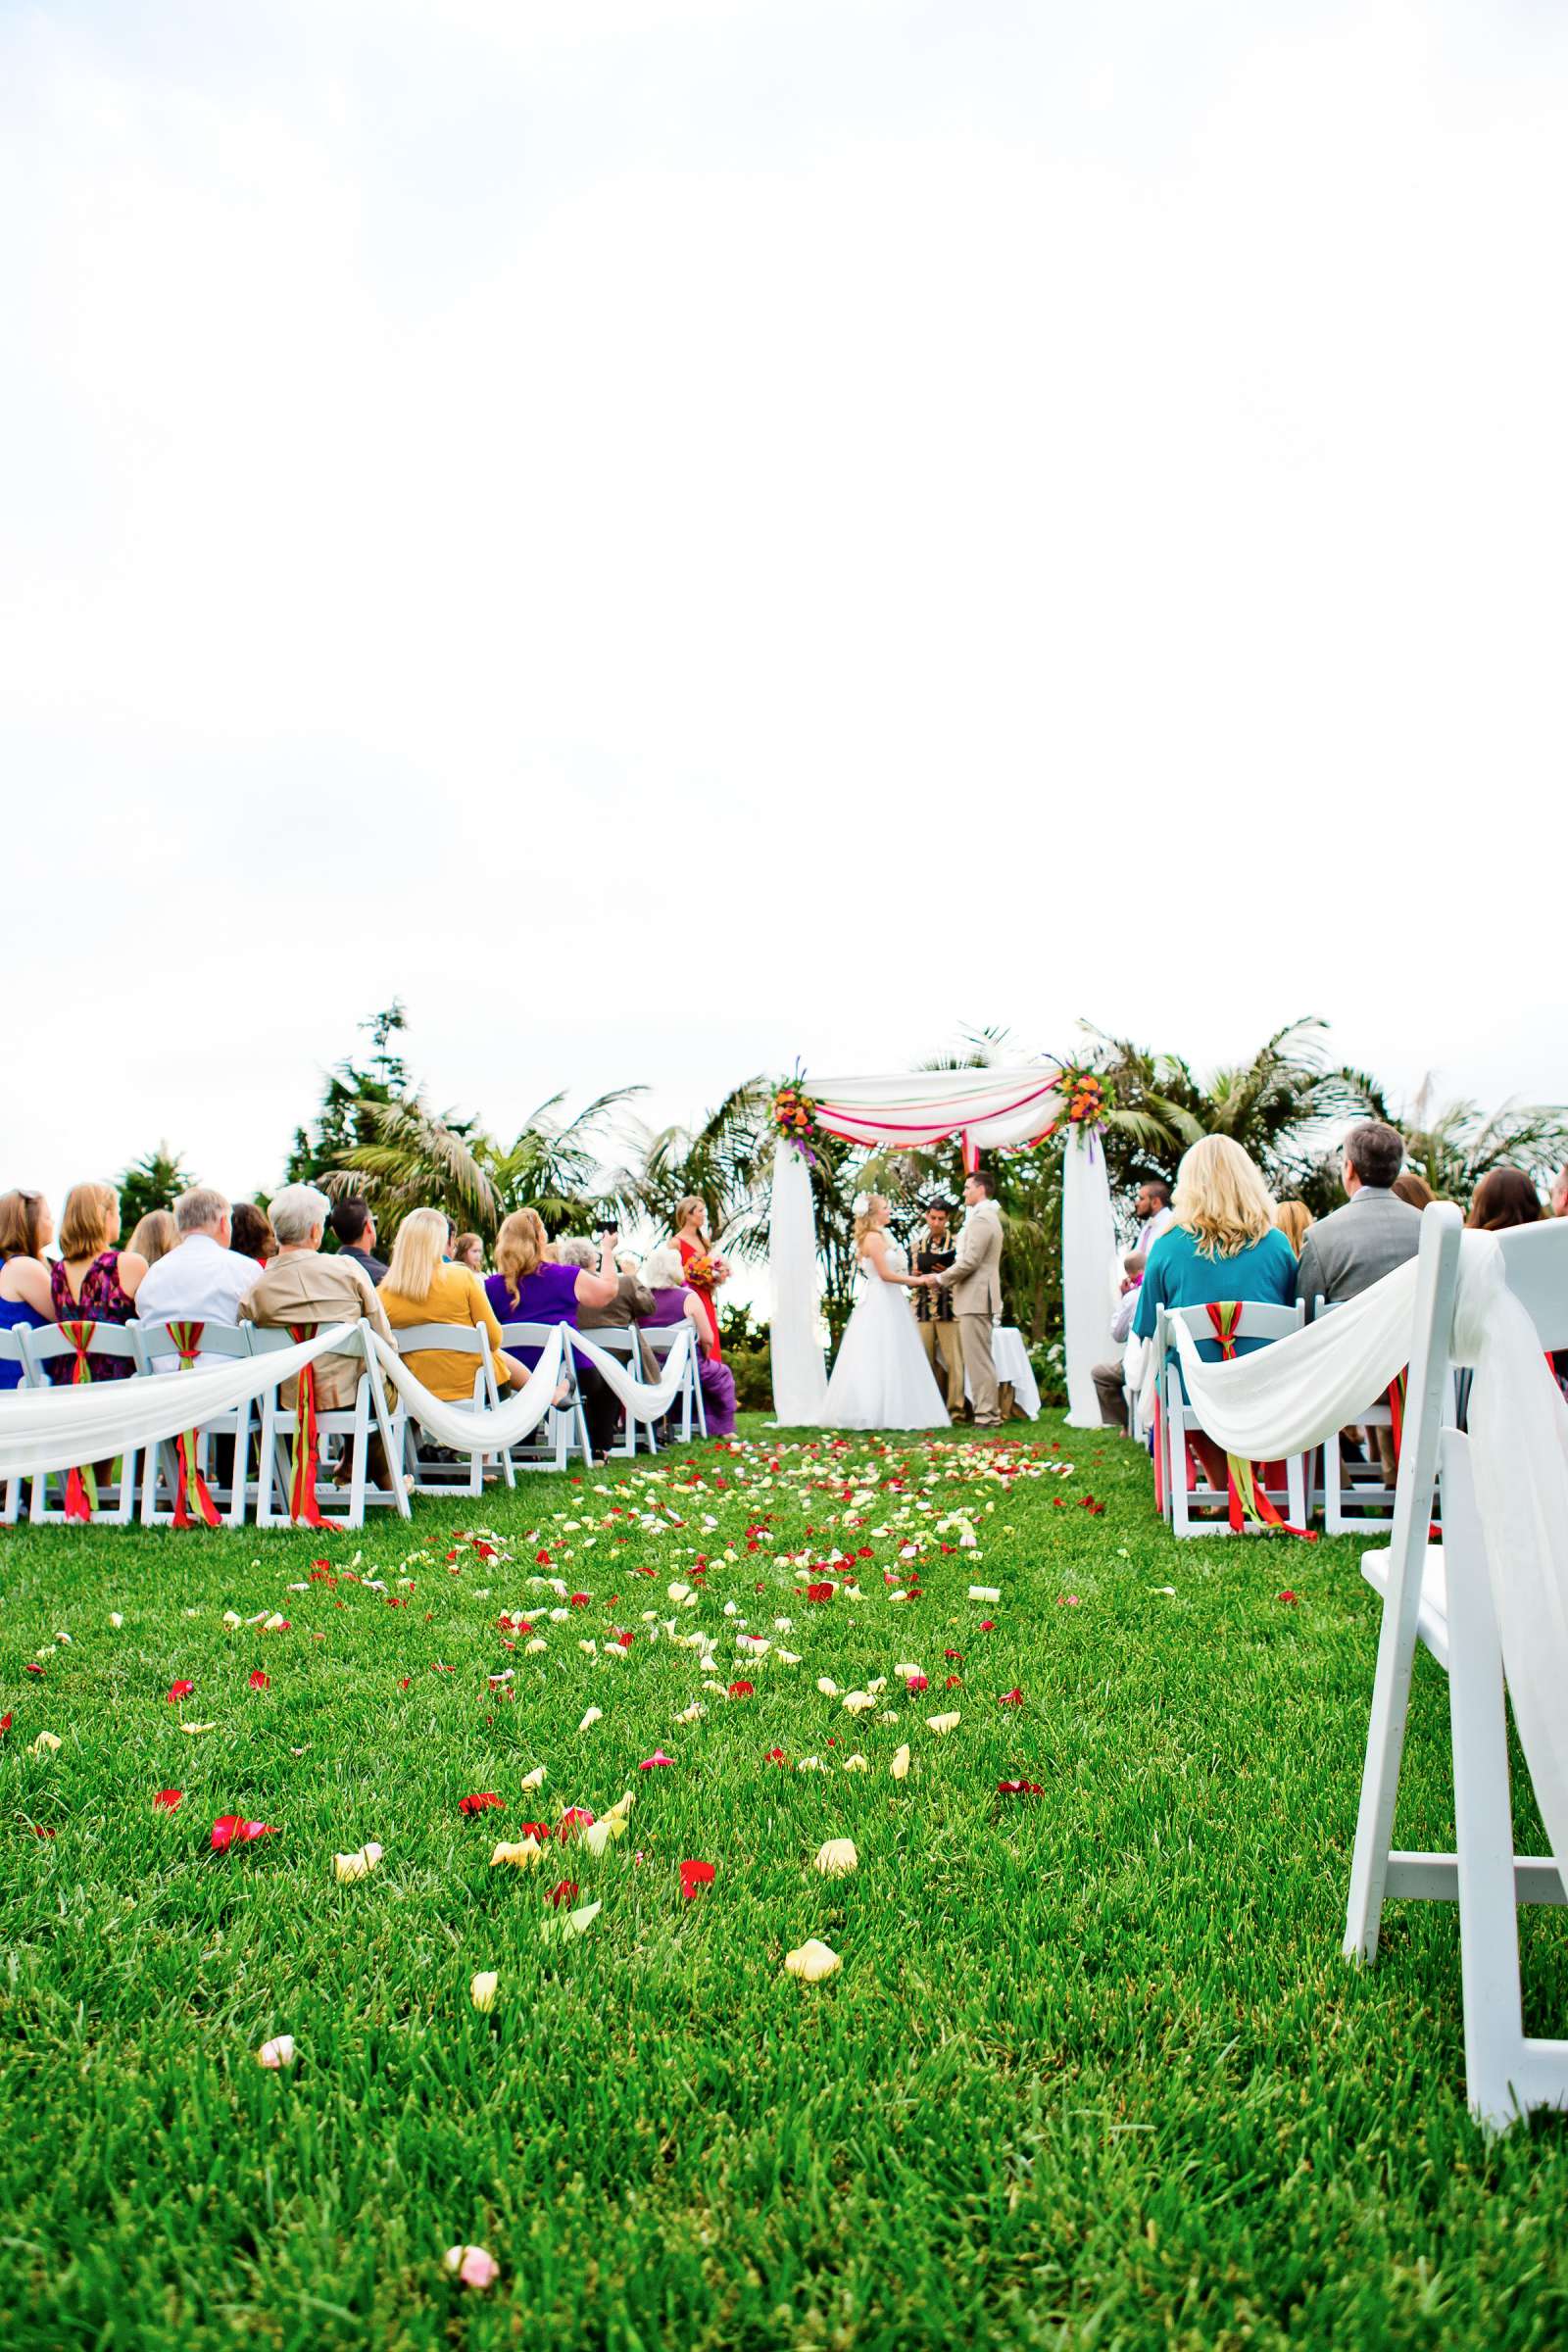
top-left (819, 1194), bottom-right (951, 1431)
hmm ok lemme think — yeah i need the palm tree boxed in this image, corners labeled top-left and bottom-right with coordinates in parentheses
top-left (324, 1088), bottom-right (641, 1241)
top-left (1396, 1082), bottom-right (1568, 1205)
top-left (617, 1078), bottom-right (773, 1250)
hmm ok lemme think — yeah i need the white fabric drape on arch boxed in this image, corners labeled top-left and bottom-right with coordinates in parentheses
top-left (767, 1147), bottom-right (829, 1425)
top-left (1061, 1128), bottom-right (1118, 1426)
top-left (808, 1065), bottom-right (1063, 1159)
top-left (1152, 1237), bottom-right (1568, 1874)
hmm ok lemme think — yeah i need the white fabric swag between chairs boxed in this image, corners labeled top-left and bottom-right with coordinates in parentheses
top-left (1161, 1208), bottom-right (1568, 2132)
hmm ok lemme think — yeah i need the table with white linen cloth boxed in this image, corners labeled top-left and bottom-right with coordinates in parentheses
top-left (963, 1325), bottom-right (1041, 1420)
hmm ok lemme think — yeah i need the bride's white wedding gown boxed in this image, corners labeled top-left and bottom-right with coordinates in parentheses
top-left (819, 1241), bottom-right (951, 1431)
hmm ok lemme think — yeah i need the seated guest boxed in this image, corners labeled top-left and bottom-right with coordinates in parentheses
top-left (637, 1245), bottom-right (738, 1438)
top-left (1294, 1122), bottom-right (1421, 1312)
top-left (485, 1211), bottom-right (621, 1455)
top-left (0, 1189), bottom-right (54, 1388)
top-left (241, 1184), bottom-right (396, 1486)
top-left (46, 1183), bottom-right (148, 1383)
top-left (329, 1196), bottom-right (387, 1283)
top-left (135, 1188), bottom-right (261, 1368)
top-left (566, 1238), bottom-right (660, 1382)
top-left (1092, 1251), bottom-right (1146, 1430)
top-left (1133, 1138), bottom-right (1296, 1483)
top-left (378, 1206), bottom-right (542, 1398)
top-left (126, 1209), bottom-right (178, 1267)
top-left (1392, 1170), bottom-right (1436, 1211)
top-left (1273, 1200), bottom-right (1312, 1256)
top-left (452, 1232), bottom-right (485, 1276)
top-left (231, 1201), bottom-right (276, 1267)
top-left (1467, 1167), bottom-right (1543, 1231)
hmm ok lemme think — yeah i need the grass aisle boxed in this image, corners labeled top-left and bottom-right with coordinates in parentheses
top-left (2, 1413), bottom-right (1565, 2351)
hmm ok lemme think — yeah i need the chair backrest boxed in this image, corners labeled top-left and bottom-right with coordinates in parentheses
top-left (132, 1318), bottom-right (253, 1364)
top-left (1378, 1204), bottom-right (1465, 1567)
top-left (643, 1323), bottom-right (692, 1360)
top-left (0, 1326), bottom-right (28, 1382)
top-left (496, 1321), bottom-right (564, 1349)
top-left (23, 1322), bottom-right (142, 1373)
top-left (1159, 1299), bottom-right (1304, 1351)
top-left (249, 1321), bottom-right (368, 1364)
top-left (393, 1322), bottom-right (489, 1359)
top-left (578, 1326), bottom-right (638, 1359)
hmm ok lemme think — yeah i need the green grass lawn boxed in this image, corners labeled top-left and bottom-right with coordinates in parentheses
top-left (3, 1412), bottom-right (1565, 2351)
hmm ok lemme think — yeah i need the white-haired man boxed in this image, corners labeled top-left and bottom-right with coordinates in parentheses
top-left (135, 1187), bottom-right (261, 1369)
top-left (241, 1184), bottom-right (396, 1484)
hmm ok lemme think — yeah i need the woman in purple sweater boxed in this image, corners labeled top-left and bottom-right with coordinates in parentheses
top-left (636, 1246), bottom-right (737, 1438)
top-left (485, 1210), bottom-right (621, 1456)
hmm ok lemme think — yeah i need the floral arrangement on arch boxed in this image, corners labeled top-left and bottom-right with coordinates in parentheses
top-left (771, 1076), bottom-right (818, 1155)
top-left (1043, 1063), bottom-right (1107, 1140)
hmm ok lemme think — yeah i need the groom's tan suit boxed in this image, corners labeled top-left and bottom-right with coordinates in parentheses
top-left (937, 1199), bottom-right (1004, 1428)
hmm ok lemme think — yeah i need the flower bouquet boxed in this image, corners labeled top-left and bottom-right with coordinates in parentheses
top-left (771, 1077), bottom-right (817, 1154)
top-left (683, 1254), bottom-right (717, 1296)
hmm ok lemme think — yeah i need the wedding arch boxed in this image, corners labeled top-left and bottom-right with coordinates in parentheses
top-left (765, 1063), bottom-right (1119, 1427)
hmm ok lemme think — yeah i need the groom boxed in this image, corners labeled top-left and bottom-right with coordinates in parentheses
top-left (921, 1169), bottom-right (1004, 1428)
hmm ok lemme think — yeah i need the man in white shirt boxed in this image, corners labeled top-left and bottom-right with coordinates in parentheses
top-left (135, 1187), bottom-right (260, 1368)
top-left (1134, 1177), bottom-right (1175, 1252)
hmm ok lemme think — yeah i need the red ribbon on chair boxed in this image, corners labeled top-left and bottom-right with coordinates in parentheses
top-left (286, 1323), bottom-right (323, 1528)
top-left (1202, 1302), bottom-right (1316, 1540)
top-left (167, 1321), bottom-right (221, 1530)
top-left (1386, 1369), bottom-right (1407, 1469)
top-left (60, 1320), bottom-right (99, 1523)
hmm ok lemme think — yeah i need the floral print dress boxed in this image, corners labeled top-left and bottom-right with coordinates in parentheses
top-left (47, 1252), bottom-right (138, 1383)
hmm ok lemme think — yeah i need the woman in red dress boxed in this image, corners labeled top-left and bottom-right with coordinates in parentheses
top-left (672, 1196), bottom-right (729, 1359)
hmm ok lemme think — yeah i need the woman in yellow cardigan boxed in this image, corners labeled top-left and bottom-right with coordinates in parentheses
top-left (377, 1207), bottom-right (542, 1400)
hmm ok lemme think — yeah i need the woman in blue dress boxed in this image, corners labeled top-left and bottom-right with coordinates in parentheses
top-left (0, 1190), bottom-right (55, 1386)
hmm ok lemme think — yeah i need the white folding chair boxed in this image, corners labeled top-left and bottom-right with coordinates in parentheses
top-left (497, 1321), bottom-right (592, 1471)
top-left (1312, 1296), bottom-right (1401, 1533)
top-left (1153, 1299), bottom-right (1307, 1537)
top-left (645, 1321), bottom-right (708, 1443)
top-left (19, 1323), bottom-right (144, 1525)
top-left (0, 1330), bottom-right (29, 1523)
top-left (393, 1322), bottom-right (514, 1495)
top-left (576, 1327), bottom-right (659, 1458)
top-left (133, 1319), bottom-right (257, 1528)
top-left (1344, 1204), bottom-right (1568, 2132)
top-left (251, 1322), bottom-right (409, 1529)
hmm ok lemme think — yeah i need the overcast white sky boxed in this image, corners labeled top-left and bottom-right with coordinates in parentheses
top-left (3, 0), bottom-right (1565, 1219)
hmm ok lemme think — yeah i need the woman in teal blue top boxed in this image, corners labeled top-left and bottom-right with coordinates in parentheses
top-left (1132, 1137), bottom-right (1296, 1375)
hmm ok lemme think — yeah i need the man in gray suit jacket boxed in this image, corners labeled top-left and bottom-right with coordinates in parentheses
top-left (1295, 1121), bottom-right (1423, 1315)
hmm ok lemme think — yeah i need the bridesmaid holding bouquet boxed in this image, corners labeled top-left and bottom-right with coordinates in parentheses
top-left (672, 1195), bottom-right (729, 1358)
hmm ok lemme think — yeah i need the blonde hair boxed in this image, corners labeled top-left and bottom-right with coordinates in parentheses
top-left (126, 1209), bottom-right (178, 1266)
top-left (1172, 1137), bottom-right (1276, 1259)
top-left (854, 1194), bottom-right (889, 1253)
top-left (382, 1206), bottom-right (448, 1306)
top-left (494, 1207), bottom-right (548, 1304)
top-left (641, 1245), bottom-right (686, 1291)
top-left (1273, 1200), bottom-right (1313, 1256)
top-left (60, 1182), bottom-right (120, 1261)
top-left (673, 1195), bottom-right (710, 1241)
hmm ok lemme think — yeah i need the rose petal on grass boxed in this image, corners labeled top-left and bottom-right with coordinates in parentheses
top-left (890, 1744), bottom-right (911, 1782)
top-left (784, 1937), bottom-right (841, 1984)
top-left (966, 1587), bottom-right (1001, 1604)
top-left (444, 2244), bottom-right (500, 2290)
top-left (577, 1706), bottom-right (603, 1732)
top-left (490, 1838), bottom-right (544, 1869)
top-left (459, 1792), bottom-right (504, 1816)
top-left (213, 1815), bottom-right (280, 1852)
top-left (248, 1669), bottom-right (270, 1691)
top-left (31, 1731), bottom-right (62, 1754)
top-left (166, 1681), bottom-right (195, 1703)
top-left (332, 1840), bottom-right (382, 1882)
top-left (539, 1898), bottom-right (602, 1945)
top-left (470, 1971), bottom-right (500, 2012)
top-left (679, 1858), bottom-right (715, 1899)
top-left (638, 1750), bottom-right (675, 1771)
top-left (153, 1788), bottom-right (182, 1812)
top-left (925, 1712), bottom-right (961, 1736)
top-left (257, 2034), bottom-right (296, 2069)
top-left (520, 1765), bottom-right (547, 1789)
top-left (813, 1838), bottom-right (858, 1877)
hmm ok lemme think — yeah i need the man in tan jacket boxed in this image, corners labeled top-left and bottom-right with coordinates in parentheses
top-left (241, 1183), bottom-right (398, 1487)
top-left (925, 1170), bottom-right (1004, 1427)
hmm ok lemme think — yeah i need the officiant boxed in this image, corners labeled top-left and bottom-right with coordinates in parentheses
top-left (910, 1198), bottom-right (965, 1419)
